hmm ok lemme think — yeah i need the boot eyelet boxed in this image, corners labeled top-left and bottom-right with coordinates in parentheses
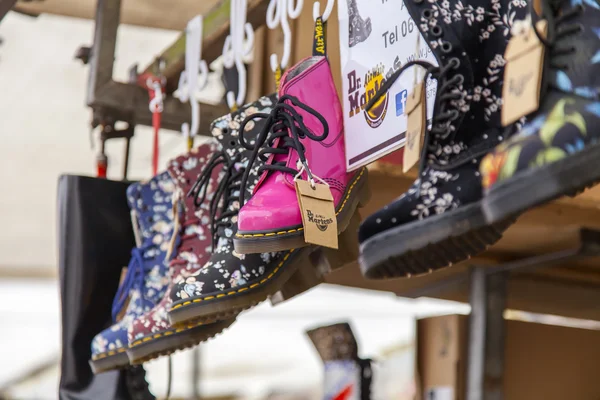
top-left (449, 57), bottom-right (461, 69)
top-left (230, 140), bottom-right (237, 146)
top-left (453, 74), bottom-right (465, 86)
top-left (422, 9), bottom-right (433, 18)
top-left (222, 128), bottom-right (229, 134)
top-left (431, 26), bottom-right (443, 37)
top-left (441, 42), bottom-right (453, 53)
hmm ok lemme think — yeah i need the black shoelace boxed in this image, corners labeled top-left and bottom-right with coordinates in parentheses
top-left (529, 0), bottom-right (586, 93)
top-left (365, 58), bottom-right (464, 176)
top-left (188, 150), bottom-right (243, 249)
top-left (237, 94), bottom-right (329, 207)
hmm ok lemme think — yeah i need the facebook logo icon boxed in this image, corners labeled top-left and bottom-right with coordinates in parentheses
top-left (395, 89), bottom-right (408, 116)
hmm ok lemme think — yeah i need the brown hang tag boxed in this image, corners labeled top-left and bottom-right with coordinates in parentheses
top-left (295, 179), bottom-right (338, 249)
top-left (116, 267), bottom-right (130, 322)
top-left (501, 20), bottom-right (547, 127)
top-left (403, 82), bottom-right (427, 173)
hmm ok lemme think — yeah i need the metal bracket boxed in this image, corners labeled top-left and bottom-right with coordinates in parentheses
top-left (83, 0), bottom-right (229, 136)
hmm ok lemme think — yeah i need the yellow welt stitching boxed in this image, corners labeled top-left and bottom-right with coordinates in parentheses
top-left (233, 168), bottom-right (365, 239)
top-left (204, 296), bottom-right (215, 300)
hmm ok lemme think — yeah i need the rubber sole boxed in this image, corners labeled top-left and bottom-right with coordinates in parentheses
top-left (483, 142), bottom-right (600, 224)
top-left (359, 201), bottom-right (515, 279)
top-left (89, 349), bottom-right (130, 374)
top-left (233, 168), bottom-right (370, 254)
top-left (126, 318), bottom-right (235, 364)
top-left (168, 247), bottom-right (315, 325)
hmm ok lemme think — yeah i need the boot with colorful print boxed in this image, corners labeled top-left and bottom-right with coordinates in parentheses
top-left (358, 0), bottom-right (527, 279)
top-left (481, 0), bottom-right (600, 222)
top-left (348, 0), bottom-right (372, 48)
top-left (232, 56), bottom-right (370, 255)
top-left (167, 94), bottom-right (352, 325)
top-left (90, 172), bottom-right (176, 373)
top-left (126, 143), bottom-right (235, 365)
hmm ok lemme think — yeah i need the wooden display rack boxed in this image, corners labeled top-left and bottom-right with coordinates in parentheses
top-left (12, 0), bottom-right (600, 398)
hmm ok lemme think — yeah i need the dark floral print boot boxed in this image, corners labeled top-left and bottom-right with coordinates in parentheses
top-left (481, 0), bottom-right (600, 222)
top-left (126, 143), bottom-right (235, 365)
top-left (358, 0), bottom-right (527, 279)
top-left (167, 94), bottom-right (338, 326)
top-left (90, 172), bottom-right (177, 373)
top-left (348, 0), bottom-right (372, 48)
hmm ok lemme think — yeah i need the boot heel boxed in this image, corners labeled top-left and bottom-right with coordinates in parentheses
top-left (322, 211), bottom-right (362, 272)
top-left (270, 255), bottom-right (324, 306)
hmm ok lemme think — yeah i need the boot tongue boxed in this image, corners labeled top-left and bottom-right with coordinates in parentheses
top-left (279, 56), bottom-right (324, 95)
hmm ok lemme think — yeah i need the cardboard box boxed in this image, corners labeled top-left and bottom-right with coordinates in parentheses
top-left (418, 315), bottom-right (600, 400)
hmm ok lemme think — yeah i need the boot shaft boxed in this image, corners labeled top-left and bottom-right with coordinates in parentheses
top-left (279, 56), bottom-right (346, 182)
top-left (544, 0), bottom-right (600, 97)
top-left (126, 172), bottom-right (176, 247)
top-left (166, 141), bottom-right (221, 273)
top-left (405, 0), bottom-right (528, 166)
top-left (203, 94), bottom-right (279, 243)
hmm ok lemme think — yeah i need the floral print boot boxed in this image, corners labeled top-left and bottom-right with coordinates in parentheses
top-left (90, 172), bottom-right (176, 373)
top-left (358, 0), bottom-right (527, 279)
top-left (168, 95), bottom-right (327, 326)
top-left (481, 0), bottom-right (600, 222)
top-left (126, 142), bottom-right (235, 365)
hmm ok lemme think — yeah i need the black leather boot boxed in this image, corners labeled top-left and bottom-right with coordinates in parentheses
top-left (57, 175), bottom-right (153, 400)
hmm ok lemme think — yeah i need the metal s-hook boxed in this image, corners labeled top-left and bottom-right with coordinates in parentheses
top-left (312, 0), bottom-right (334, 21)
top-left (223, 0), bottom-right (254, 110)
top-left (267, 0), bottom-right (303, 74)
top-left (176, 15), bottom-right (209, 143)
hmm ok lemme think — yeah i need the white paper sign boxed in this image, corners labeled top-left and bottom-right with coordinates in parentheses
top-left (338, 0), bottom-right (438, 171)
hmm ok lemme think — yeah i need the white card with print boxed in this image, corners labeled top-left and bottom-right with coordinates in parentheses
top-left (338, 0), bottom-right (437, 172)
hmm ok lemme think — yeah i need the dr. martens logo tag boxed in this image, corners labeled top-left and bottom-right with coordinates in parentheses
top-left (502, 20), bottom-right (547, 126)
top-left (508, 72), bottom-right (533, 97)
top-left (313, 17), bottom-right (327, 56)
top-left (307, 210), bottom-right (334, 232)
top-left (295, 179), bottom-right (338, 249)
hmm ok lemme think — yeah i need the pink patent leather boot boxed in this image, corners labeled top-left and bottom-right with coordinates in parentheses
top-left (233, 56), bottom-right (370, 254)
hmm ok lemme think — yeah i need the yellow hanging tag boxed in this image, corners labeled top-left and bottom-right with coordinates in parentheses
top-left (403, 81), bottom-right (427, 173)
top-left (312, 16), bottom-right (327, 56)
top-left (501, 20), bottom-right (547, 127)
top-left (166, 190), bottom-right (182, 260)
top-left (295, 179), bottom-right (338, 249)
top-left (274, 66), bottom-right (282, 91)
